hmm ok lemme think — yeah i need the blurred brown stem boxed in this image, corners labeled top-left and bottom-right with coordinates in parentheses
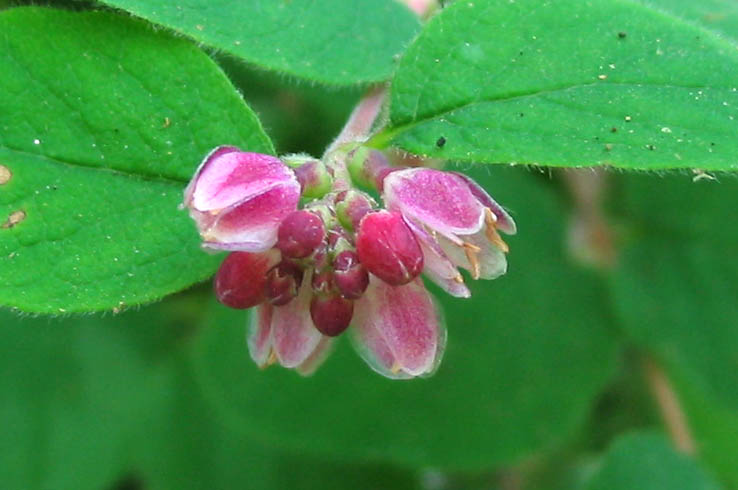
top-left (642, 356), bottom-right (696, 455)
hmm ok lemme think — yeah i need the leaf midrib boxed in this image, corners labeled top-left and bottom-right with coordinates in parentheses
top-left (373, 81), bottom-right (720, 148)
top-left (0, 145), bottom-right (188, 186)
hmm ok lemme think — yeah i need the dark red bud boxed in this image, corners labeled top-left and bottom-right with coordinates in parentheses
top-left (265, 261), bottom-right (304, 306)
top-left (333, 250), bottom-right (369, 299)
top-left (356, 211), bottom-right (424, 286)
top-left (277, 210), bottom-right (325, 258)
top-left (310, 294), bottom-right (354, 337)
top-left (214, 251), bottom-right (277, 309)
top-left (311, 242), bottom-right (330, 271)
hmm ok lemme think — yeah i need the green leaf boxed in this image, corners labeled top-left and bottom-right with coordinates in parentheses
top-left (0, 8), bottom-right (273, 313)
top-left (673, 374), bottom-right (738, 489)
top-left (96, 0), bottom-right (420, 85)
top-left (585, 432), bottom-right (721, 490)
top-left (0, 307), bottom-right (171, 490)
top-left (638, 0), bottom-right (738, 43)
top-left (137, 357), bottom-right (422, 490)
top-left (193, 166), bottom-right (619, 469)
top-left (611, 175), bottom-right (738, 410)
top-left (217, 56), bottom-right (362, 156)
top-left (377, 0), bottom-right (738, 171)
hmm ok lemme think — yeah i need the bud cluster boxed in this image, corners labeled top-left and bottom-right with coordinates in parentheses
top-left (183, 144), bottom-right (515, 379)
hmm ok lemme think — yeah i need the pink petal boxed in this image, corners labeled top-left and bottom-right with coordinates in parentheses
top-left (271, 269), bottom-right (324, 368)
top-left (295, 337), bottom-right (335, 376)
top-left (190, 148), bottom-right (297, 212)
top-left (451, 172), bottom-right (517, 235)
top-left (351, 277), bottom-right (446, 378)
top-left (183, 146), bottom-right (239, 207)
top-left (203, 183), bottom-right (301, 252)
top-left (404, 218), bottom-right (470, 298)
top-left (383, 168), bottom-right (485, 238)
top-left (246, 303), bottom-right (274, 367)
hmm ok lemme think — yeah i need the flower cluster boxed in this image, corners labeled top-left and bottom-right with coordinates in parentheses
top-left (183, 144), bottom-right (515, 379)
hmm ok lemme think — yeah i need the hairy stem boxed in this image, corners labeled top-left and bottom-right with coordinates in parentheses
top-left (324, 85), bottom-right (388, 191)
top-left (326, 84), bottom-right (387, 156)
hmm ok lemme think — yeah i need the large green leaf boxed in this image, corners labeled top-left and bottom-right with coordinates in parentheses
top-left (97, 0), bottom-right (420, 85)
top-left (610, 175), bottom-right (738, 410)
top-left (0, 8), bottom-right (273, 313)
top-left (193, 166), bottom-right (619, 469)
top-left (640, 0), bottom-right (738, 42)
top-left (0, 296), bottom-right (420, 490)
top-left (0, 307), bottom-right (172, 490)
top-left (585, 432), bottom-right (721, 490)
top-left (137, 357), bottom-right (422, 490)
top-left (376, 0), bottom-right (738, 171)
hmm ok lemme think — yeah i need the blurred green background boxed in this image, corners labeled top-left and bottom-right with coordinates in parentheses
top-left (1, 1), bottom-right (737, 489)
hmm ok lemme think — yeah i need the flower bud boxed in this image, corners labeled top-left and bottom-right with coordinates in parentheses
top-left (335, 189), bottom-right (374, 231)
top-left (356, 210), bottom-right (424, 286)
top-left (293, 160), bottom-right (333, 199)
top-left (182, 146), bottom-right (300, 251)
top-left (214, 250), bottom-right (280, 309)
top-left (347, 147), bottom-right (397, 191)
top-left (310, 294), bottom-right (354, 337)
top-left (265, 261), bottom-right (304, 306)
top-left (310, 270), bottom-right (353, 337)
top-left (276, 210), bottom-right (325, 259)
top-left (333, 250), bottom-right (369, 299)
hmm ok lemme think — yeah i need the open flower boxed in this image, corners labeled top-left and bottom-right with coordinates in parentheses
top-left (182, 146), bottom-right (301, 252)
top-left (383, 168), bottom-right (516, 296)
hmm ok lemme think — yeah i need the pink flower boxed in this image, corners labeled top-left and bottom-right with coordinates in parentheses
top-left (351, 277), bottom-right (445, 379)
top-left (246, 267), bottom-right (444, 378)
top-left (183, 146), bottom-right (301, 252)
top-left (383, 168), bottom-right (516, 297)
top-left (187, 145), bottom-right (513, 380)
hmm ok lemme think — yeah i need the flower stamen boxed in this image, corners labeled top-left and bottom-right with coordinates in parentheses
top-left (485, 208), bottom-right (509, 253)
top-left (463, 242), bottom-right (481, 279)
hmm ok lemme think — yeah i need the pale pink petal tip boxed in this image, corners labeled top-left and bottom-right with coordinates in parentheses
top-left (296, 337), bottom-right (335, 376)
top-left (247, 304), bottom-right (274, 368)
top-left (351, 278), bottom-right (446, 379)
top-left (270, 269), bottom-right (324, 368)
